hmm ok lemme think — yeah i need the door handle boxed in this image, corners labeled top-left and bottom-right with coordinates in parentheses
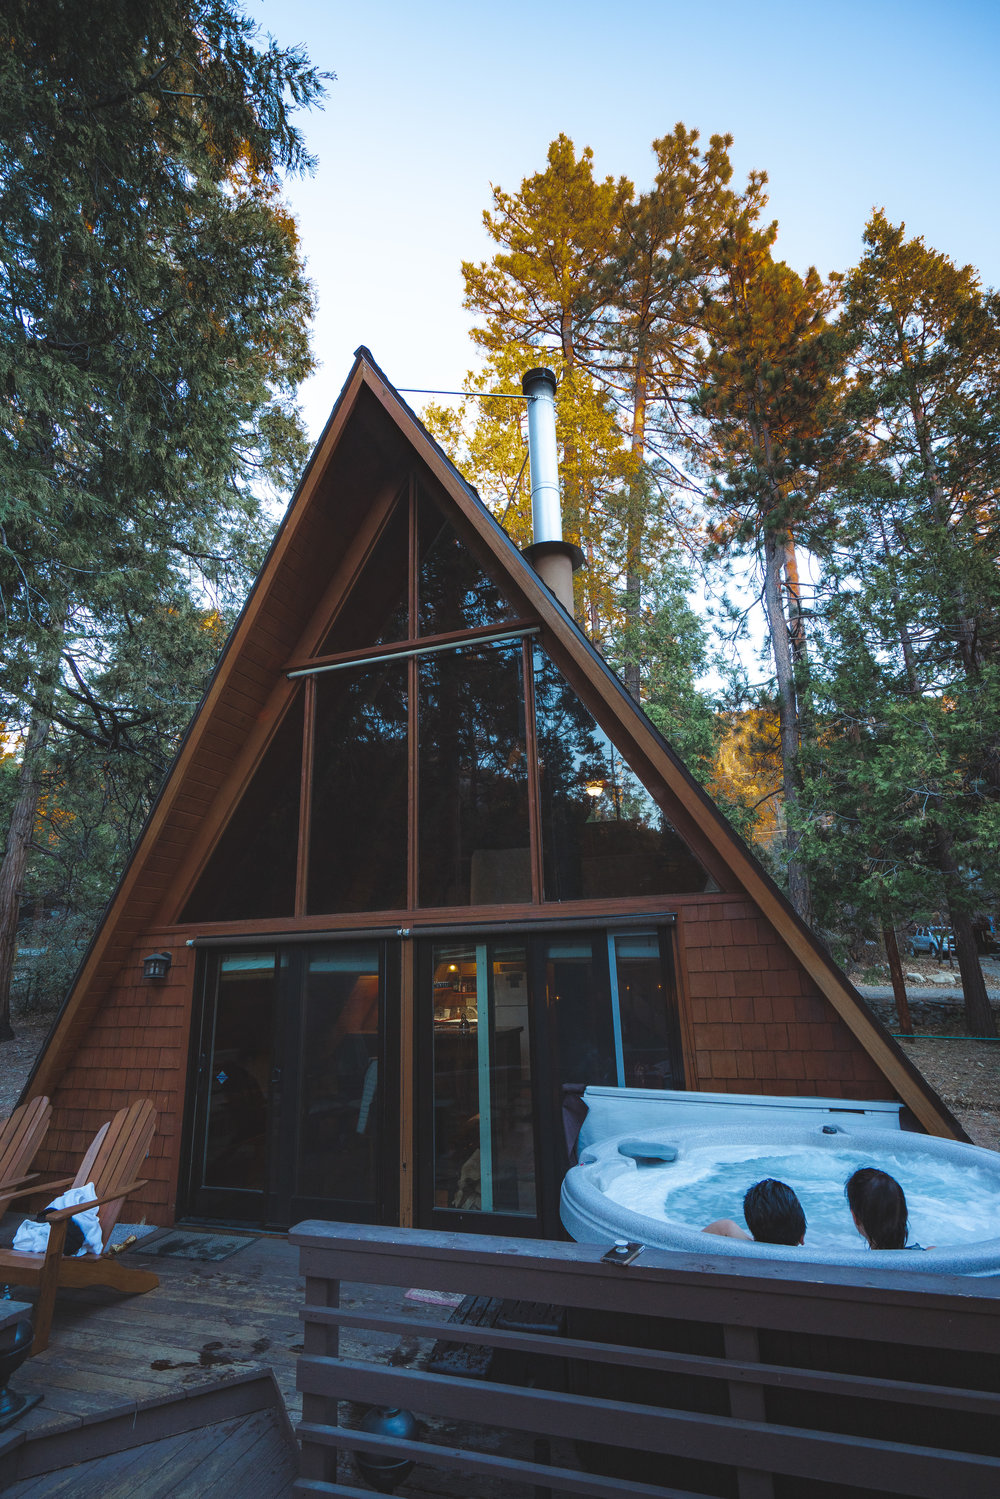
top-left (270, 1067), bottom-right (282, 1087)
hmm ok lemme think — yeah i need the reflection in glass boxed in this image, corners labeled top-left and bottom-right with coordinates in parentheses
top-left (297, 945), bottom-right (381, 1205)
top-left (203, 953), bottom-right (275, 1190)
top-left (533, 650), bottom-right (715, 900)
top-left (419, 643), bottom-right (531, 906)
top-left (317, 493), bottom-right (409, 654)
top-left (542, 936), bottom-right (616, 1089)
top-left (308, 663), bottom-right (408, 913)
top-left (417, 484), bottom-right (517, 636)
top-left (181, 697), bottom-right (302, 922)
top-left (431, 942), bottom-right (535, 1216)
top-left (611, 931), bottom-right (683, 1089)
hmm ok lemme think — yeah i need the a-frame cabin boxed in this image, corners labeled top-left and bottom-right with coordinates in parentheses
top-left (23, 350), bottom-right (961, 1239)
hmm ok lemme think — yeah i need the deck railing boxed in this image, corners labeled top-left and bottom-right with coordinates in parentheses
top-left (291, 1221), bottom-right (1000, 1499)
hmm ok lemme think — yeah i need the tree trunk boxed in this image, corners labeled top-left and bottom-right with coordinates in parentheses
top-left (934, 828), bottom-right (996, 1037)
top-left (623, 356), bottom-right (647, 703)
top-left (882, 924), bottom-right (913, 1036)
top-left (763, 530), bottom-right (813, 925)
top-left (0, 711), bottom-right (51, 1041)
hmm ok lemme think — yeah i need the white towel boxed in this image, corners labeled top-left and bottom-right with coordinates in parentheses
top-left (12, 1183), bottom-right (103, 1257)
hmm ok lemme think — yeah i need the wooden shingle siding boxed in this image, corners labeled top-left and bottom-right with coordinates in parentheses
top-left (34, 935), bottom-right (195, 1224)
top-left (681, 898), bottom-right (892, 1097)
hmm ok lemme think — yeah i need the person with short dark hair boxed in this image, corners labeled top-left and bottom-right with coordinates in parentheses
top-left (703, 1178), bottom-right (806, 1246)
top-left (845, 1167), bottom-right (912, 1249)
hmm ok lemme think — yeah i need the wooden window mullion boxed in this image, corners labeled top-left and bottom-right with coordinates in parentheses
top-left (294, 676), bottom-right (316, 916)
top-left (523, 638), bottom-right (544, 904)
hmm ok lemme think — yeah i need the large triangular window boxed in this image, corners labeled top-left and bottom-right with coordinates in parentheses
top-left (179, 472), bottom-right (716, 922)
top-left (417, 484), bottom-right (518, 636)
top-left (532, 650), bottom-right (716, 900)
top-left (180, 693), bottom-right (303, 922)
top-left (316, 490), bottom-right (409, 657)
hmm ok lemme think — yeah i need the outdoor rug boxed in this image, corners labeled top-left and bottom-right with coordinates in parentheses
top-left (107, 1224), bottom-right (159, 1248)
top-left (131, 1230), bottom-right (253, 1262)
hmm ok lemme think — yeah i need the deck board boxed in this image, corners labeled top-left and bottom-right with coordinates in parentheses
top-left (3, 1408), bottom-right (295, 1498)
top-left (0, 1229), bottom-right (305, 1439)
top-left (0, 1224), bottom-right (474, 1495)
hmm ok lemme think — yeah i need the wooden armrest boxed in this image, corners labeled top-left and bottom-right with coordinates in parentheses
top-left (0, 1176), bottom-right (74, 1207)
top-left (43, 1180), bottom-right (148, 1221)
top-left (0, 1172), bottom-right (38, 1191)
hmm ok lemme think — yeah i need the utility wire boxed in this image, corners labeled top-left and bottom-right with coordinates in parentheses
top-left (499, 451), bottom-right (531, 529)
top-left (397, 388), bottom-right (525, 399)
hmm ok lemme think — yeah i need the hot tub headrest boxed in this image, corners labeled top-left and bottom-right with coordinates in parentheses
top-left (618, 1139), bottom-right (678, 1163)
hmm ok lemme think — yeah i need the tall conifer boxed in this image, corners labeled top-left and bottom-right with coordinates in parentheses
top-left (0, 0), bottom-right (327, 1034)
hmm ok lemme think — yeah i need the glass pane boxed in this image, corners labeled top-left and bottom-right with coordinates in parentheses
top-left (296, 944), bottom-right (381, 1205)
top-left (181, 697), bottom-right (302, 922)
top-left (490, 942), bottom-right (536, 1215)
top-left (417, 483), bottom-right (517, 636)
top-left (308, 663), bottom-right (408, 913)
top-left (317, 492), bottom-right (409, 654)
top-left (419, 643), bottom-right (531, 907)
top-left (533, 650), bottom-right (715, 900)
top-left (430, 942), bottom-right (535, 1217)
top-left (612, 932), bottom-right (683, 1089)
top-left (542, 936), bottom-right (616, 1088)
top-left (202, 953), bottom-right (275, 1191)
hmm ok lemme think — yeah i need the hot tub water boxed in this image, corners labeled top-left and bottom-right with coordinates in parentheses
top-left (604, 1140), bottom-right (1000, 1251)
top-left (561, 1119), bottom-right (1000, 1274)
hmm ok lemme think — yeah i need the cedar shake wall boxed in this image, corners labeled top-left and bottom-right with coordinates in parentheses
top-left (36, 934), bottom-right (195, 1227)
top-left (680, 899), bottom-right (893, 1098)
top-left (33, 895), bottom-right (900, 1226)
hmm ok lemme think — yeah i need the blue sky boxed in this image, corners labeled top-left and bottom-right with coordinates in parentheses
top-left (257, 0), bottom-right (1000, 441)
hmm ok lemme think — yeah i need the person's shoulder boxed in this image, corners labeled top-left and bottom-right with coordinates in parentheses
top-left (702, 1218), bottom-right (751, 1240)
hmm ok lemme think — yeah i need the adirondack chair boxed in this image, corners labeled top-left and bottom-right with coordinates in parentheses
top-left (0, 1097), bottom-right (51, 1197)
top-left (0, 1099), bottom-right (159, 1354)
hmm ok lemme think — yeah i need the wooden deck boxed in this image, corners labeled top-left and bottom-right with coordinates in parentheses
top-left (0, 1222), bottom-right (463, 1494)
top-left (1, 1229), bottom-right (307, 1438)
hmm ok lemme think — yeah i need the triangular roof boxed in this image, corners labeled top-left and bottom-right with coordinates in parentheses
top-left (26, 348), bottom-right (962, 1139)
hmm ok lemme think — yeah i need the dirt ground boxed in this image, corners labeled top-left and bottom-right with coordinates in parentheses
top-left (0, 1019), bottom-right (53, 1117)
top-left (2, 1002), bottom-right (997, 1152)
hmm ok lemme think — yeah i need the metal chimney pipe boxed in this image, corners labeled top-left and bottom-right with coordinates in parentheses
top-left (523, 367), bottom-right (562, 546)
top-left (520, 367), bottom-right (583, 615)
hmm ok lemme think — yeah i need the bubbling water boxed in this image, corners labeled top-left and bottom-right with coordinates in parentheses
top-left (603, 1142), bottom-right (1000, 1251)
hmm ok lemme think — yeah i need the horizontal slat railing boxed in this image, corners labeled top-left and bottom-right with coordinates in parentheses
top-left (291, 1221), bottom-right (1000, 1499)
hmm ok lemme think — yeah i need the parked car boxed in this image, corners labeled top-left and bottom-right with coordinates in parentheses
top-left (906, 925), bottom-right (954, 958)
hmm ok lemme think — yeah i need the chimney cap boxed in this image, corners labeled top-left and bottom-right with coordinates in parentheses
top-left (522, 367), bottom-right (557, 397)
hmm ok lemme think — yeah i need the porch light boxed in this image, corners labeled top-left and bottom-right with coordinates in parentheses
top-left (143, 951), bottom-right (172, 981)
top-left (585, 779), bottom-right (605, 798)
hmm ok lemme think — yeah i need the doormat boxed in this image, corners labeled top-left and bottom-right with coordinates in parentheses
top-left (108, 1224), bottom-right (159, 1248)
top-left (134, 1231), bottom-right (253, 1262)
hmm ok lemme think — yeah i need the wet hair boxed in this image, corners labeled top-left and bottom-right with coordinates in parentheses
top-left (845, 1168), bottom-right (908, 1250)
top-left (743, 1178), bottom-right (806, 1246)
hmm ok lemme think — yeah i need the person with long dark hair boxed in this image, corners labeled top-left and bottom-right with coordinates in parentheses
top-left (845, 1167), bottom-right (913, 1249)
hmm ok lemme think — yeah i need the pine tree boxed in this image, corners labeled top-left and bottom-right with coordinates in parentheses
top-left (696, 219), bottom-right (846, 923)
top-left (0, 0), bottom-right (327, 1035)
top-left (810, 213), bottom-right (1000, 1032)
top-left (599, 126), bottom-right (758, 699)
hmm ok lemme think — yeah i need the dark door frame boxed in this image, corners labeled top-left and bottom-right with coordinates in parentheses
top-left (180, 938), bottom-right (400, 1230)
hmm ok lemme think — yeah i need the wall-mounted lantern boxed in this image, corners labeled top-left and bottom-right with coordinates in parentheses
top-left (142, 951), bottom-right (172, 982)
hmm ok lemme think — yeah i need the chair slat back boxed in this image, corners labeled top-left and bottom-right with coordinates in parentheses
top-left (0, 1097), bottom-right (51, 1184)
top-left (72, 1100), bottom-right (157, 1242)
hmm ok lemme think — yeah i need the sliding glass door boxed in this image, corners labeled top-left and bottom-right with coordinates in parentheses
top-left (185, 940), bottom-right (398, 1227)
top-left (418, 924), bottom-right (683, 1236)
top-left (424, 939), bottom-right (538, 1226)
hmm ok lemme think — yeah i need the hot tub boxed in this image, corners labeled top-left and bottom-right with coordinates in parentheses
top-left (560, 1088), bottom-right (1000, 1275)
